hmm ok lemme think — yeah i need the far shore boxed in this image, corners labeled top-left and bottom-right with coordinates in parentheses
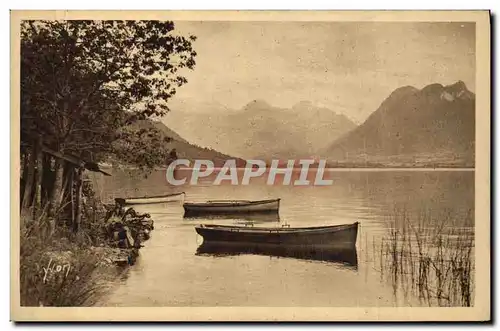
top-left (98, 163), bottom-right (475, 172)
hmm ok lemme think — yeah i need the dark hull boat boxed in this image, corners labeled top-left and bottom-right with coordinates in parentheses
top-left (116, 192), bottom-right (185, 206)
top-left (183, 198), bottom-right (280, 216)
top-left (196, 242), bottom-right (358, 268)
top-left (195, 222), bottom-right (359, 249)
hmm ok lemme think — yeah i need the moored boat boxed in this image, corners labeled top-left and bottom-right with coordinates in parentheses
top-left (183, 198), bottom-right (280, 216)
top-left (195, 222), bottom-right (359, 249)
top-left (116, 192), bottom-right (185, 206)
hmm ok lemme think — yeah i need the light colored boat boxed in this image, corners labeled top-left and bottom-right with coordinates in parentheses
top-left (183, 198), bottom-right (280, 216)
top-left (116, 192), bottom-right (185, 206)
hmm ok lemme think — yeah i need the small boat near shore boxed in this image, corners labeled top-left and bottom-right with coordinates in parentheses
top-left (195, 222), bottom-right (359, 248)
top-left (116, 192), bottom-right (185, 206)
top-left (183, 198), bottom-right (280, 216)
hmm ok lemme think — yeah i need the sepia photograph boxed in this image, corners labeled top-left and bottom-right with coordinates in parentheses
top-left (10, 10), bottom-right (490, 321)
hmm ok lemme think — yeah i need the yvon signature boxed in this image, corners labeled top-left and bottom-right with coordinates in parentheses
top-left (42, 258), bottom-right (71, 283)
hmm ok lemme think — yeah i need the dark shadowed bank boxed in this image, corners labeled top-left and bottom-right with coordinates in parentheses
top-left (19, 20), bottom-right (199, 306)
top-left (20, 179), bottom-right (155, 306)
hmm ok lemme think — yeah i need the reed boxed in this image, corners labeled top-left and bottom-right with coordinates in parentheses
top-left (379, 207), bottom-right (474, 307)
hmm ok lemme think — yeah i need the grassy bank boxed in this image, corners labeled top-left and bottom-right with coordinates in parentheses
top-left (20, 212), bottom-right (111, 306)
top-left (378, 208), bottom-right (474, 307)
top-left (20, 191), bottom-right (154, 306)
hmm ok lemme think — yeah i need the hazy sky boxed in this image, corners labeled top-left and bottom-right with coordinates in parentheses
top-left (170, 21), bottom-right (475, 123)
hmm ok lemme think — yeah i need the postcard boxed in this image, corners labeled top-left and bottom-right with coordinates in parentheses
top-left (11, 10), bottom-right (490, 322)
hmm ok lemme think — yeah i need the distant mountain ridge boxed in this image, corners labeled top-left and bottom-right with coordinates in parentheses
top-left (134, 120), bottom-right (245, 167)
top-left (135, 119), bottom-right (188, 143)
top-left (325, 81), bottom-right (475, 167)
top-left (164, 99), bottom-right (357, 160)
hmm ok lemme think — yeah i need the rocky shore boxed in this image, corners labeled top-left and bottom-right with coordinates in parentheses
top-left (97, 200), bottom-right (155, 266)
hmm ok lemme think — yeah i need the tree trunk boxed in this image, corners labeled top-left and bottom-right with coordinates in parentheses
top-left (20, 149), bottom-right (28, 205)
top-left (73, 168), bottom-right (83, 232)
top-left (49, 158), bottom-right (65, 217)
top-left (33, 141), bottom-right (44, 215)
top-left (70, 168), bottom-right (75, 227)
top-left (58, 163), bottom-right (72, 211)
top-left (41, 154), bottom-right (51, 207)
top-left (22, 146), bottom-right (36, 210)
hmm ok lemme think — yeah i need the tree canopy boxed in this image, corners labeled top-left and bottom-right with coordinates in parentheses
top-left (21, 20), bottom-right (197, 168)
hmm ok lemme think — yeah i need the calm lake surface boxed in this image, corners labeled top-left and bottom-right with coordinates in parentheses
top-left (91, 169), bottom-right (474, 307)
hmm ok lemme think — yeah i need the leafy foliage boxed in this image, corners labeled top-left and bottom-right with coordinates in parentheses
top-left (112, 126), bottom-right (172, 171)
top-left (21, 20), bottom-right (197, 168)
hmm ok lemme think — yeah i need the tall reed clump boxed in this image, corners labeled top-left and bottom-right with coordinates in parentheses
top-left (20, 209), bottom-right (109, 307)
top-left (379, 207), bottom-right (474, 307)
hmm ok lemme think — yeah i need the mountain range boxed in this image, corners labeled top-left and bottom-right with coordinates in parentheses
top-left (163, 100), bottom-right (356, 160)
top-left (153, 80), bottom-right (475, 168)
top-left (324, 81), bottom-right (475, 167)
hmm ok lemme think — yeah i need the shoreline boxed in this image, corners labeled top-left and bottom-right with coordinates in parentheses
top-left (100, 164), bottom-right (475, 172)
top-left (19, 196), bottom-right (156, 307)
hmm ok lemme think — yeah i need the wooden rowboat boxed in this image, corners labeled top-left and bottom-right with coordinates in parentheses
top-left (196, 242), bottom-right (358, 268)
top-left (116, 192), bottom-right (185, 206)
top-left (195, 222), bottom-right (359, 249)
top-left (183, 198), bottom-right (280, 216)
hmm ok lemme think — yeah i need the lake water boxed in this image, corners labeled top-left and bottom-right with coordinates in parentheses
top-left (90, 169), bottom-right (474, 307)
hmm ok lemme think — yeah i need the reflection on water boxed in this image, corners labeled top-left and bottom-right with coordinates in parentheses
top-left (378, 213), bottom-right (475, 307)
top-left (184, 212), bottom-right (281, 224)
top-left (196, 242), bottom-right (358, 269)
top-left (90, 169), bottom-right (474, 307)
